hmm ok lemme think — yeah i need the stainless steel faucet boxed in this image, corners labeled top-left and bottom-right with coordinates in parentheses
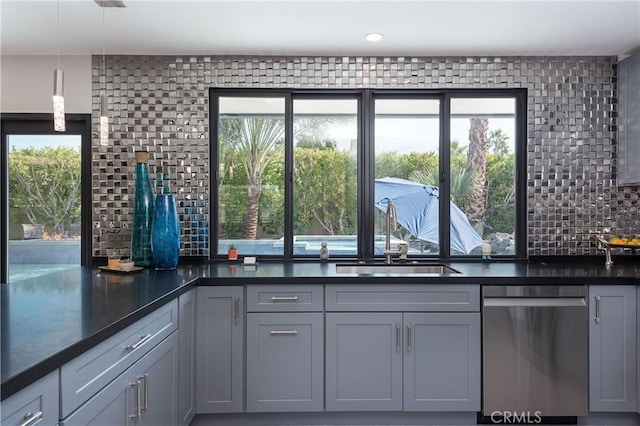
top-left (384, 202), bottom-right (402, 264)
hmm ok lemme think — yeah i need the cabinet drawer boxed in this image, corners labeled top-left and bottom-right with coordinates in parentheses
top-left (325, 284), bottom-right (479, 312)
top-left (1, 371), bottom-right (59, 426)
top-left (247, 285), bottom-right (324, 312)
top-left (60, 299), bottom-right (178, 418)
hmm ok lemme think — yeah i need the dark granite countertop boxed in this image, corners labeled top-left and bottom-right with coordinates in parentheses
top-left (2, 259), bottom-right (639, 400)
top-left (1, 266), bottom-right (201, 400)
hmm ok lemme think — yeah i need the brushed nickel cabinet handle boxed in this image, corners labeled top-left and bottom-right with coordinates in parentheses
top-left (129, 381), bottom-right (141, 419)
top-left (18, 411), bottom-right (42, 426)
top-left (234, 297), bottom-right (240, 325)
top-left (270, 329), bottom-right (298, 335)
top-left (125, 334), bottom-right (152, 351)
top-left (594, 295), bottom-right (601, 323)
top-left (406, 323), bottom-right (412, 352)
top-left (270, 296), bottom-right (299, 302)
top-left (138, 373), bottom-right (149, 412)
top-left (396, 324), bottom-right (401, 352)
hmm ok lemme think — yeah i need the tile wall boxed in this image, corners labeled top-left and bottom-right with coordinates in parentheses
top-left (91, 55), bottom-right (639, 257)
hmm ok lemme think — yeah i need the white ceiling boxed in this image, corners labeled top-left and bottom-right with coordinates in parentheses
top-left (1, 0), bottom-right (639, 57)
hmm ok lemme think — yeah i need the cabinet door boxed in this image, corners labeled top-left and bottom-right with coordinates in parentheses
top-left (61, 364), bottom-right (137, 426)
top-left (325, 312), bottom-right (403, 411)
top-left (137, 332), bottom-right (179, 426)
top-left (589, 285), bottom-right (637, 412)
top-left (1, 371), bottom-right (59, 426)
top-left (247, 312), bottom-right (323, 412)
top-left (404, 313), bottom-right (480, 412)
top-left (196, 286), bottom-right (244, 413)
top-left (178, 289), bottom-right (196, 425)
top-left (618, 51), bottom-right (640, 186)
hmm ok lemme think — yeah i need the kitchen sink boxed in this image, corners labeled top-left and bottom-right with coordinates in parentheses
top-left (335, 263), bottom-right (460, 274)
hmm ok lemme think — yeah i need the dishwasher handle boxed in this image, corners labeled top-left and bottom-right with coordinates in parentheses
top-left (483, 297), bottom-right (586, 307)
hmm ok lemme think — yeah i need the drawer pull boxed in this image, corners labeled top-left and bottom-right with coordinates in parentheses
top-left (270, 329), bottom-right (298, 335)
top-left (594, 295), bottom-right (601, 323)
top-left (270, 296), bottom-right (299, 302)
top-left (126, 334), bottom-right (152, 351)
top-left (19, 411), bottom-right (43, 426)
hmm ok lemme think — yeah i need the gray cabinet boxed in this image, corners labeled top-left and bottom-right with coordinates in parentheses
top-left (196, 286), bottom-right (244, 413)
top-left (62, 332), bottom-right (179, 425)
top-left (1, 370), bottom-right (59, 426)
top-left (404, 313), bottom-right (480, 411)
top-left (589, 285), bottom-right (637, 412)
top-left (325, 312), bottom-right (403, 411)
top-left (325, 284), bottom-right (481, 413)
top-left (617, 51), bottom-right (640, 186)
top-left (60, 299), bottom-right (178, 418)
top-left (137, 331), bottom-right (179, 425)
top-left (178, 289), bottom-right (196, 425)
top-left (246, 312), bottom-right (324, 412)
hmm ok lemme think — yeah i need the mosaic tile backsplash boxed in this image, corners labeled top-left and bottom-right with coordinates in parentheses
top-left (91, 55), bottom-right (639, 257)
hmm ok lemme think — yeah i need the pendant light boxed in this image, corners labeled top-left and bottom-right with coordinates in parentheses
top-left (99, 7), bottom-right (109, 146)
top-left (53, 0), bottom-right (65, 132)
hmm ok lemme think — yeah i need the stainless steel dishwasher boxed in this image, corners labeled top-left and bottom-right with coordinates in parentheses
top-left (482, 285), bottom-right (588, 418)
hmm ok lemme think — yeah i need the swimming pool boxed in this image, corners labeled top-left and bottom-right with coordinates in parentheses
top-left (7, 264), bottom-right (80, 283)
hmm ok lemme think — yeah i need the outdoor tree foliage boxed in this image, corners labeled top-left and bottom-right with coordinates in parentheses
top-left (218, 115), bottom-right (515, 248)
top-left (9, 146), bottom-right (81, 234)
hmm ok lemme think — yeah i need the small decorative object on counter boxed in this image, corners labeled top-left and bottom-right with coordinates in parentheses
top-left (118, 259), bottom-right (135, 272)
top-left (152, 192), bottom-right (180, 270)
top-left (131, 151), bottom-right (155, 267)
top-left (320, 241), bottom-right (329, 260)
top-left (107, 249), bottom-right (121, 269)
top-left (228, 244), bottom-right (238, 261)
top-left (482, 240), bottom-right (492, 260)
top-left (398, 242), bottom-right (409, 260)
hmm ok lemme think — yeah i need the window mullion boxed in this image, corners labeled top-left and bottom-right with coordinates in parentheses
top-left (284, 94), bottom-right (294, 258)
top-left (441, 94), bottom-right (452, 259)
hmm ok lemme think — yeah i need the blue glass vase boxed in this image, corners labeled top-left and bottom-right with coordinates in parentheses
top-left (131, 152), bottom-right (154, 266)
top-left (151, 194), bottom-right (180, 270)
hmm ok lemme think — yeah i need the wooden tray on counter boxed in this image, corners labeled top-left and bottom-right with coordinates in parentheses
top-left (98, 266), bottom-right (144, 274)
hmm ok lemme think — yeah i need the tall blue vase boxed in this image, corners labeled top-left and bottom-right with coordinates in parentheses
top-left (151, 194), bottom-right (180, 270)
top-left (131, 152), bottom-right (154, 266)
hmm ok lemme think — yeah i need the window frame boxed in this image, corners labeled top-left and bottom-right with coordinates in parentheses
top-left (1, 113), bottom-right (92, 283)
top-left (209, 88), bottom-right (527, 261)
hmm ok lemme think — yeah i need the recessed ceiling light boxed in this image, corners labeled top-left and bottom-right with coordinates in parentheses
top-left (365, 33), bottom-right (384, 42)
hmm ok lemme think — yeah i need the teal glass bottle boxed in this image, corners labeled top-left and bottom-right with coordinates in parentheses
top-left (151, 193), bottom-right (180, 270)
top-left (130, 151), bottom-right (154, 266)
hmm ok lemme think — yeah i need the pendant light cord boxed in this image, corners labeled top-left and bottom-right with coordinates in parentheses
top-left (102, 8), bottom-right (106, 86)
top-left (56, 0), bottom-right (60, 68)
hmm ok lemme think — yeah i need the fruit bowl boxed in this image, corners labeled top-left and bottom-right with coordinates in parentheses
top-left (594, 232), bottom-right (640, 268)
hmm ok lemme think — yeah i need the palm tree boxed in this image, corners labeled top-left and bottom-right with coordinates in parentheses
top-left (465, 117), bottom-right (489, 236)
top-left (410, 163), bottom-right (474, 208)
top-left (221, 117), bottom-right (285, 240)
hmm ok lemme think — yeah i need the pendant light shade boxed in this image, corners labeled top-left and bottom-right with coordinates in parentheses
top-left (53, 68), bottom-right (66, 132)
top-left (98, 7), bottom-right (109, 146)
top-left (99, 92), bottom-right (109, 145)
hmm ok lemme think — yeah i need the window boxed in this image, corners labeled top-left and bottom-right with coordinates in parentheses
top-left (450, 97), bottom-right (518, 256)
top-left (210, 89), bottom-right (525, 260)
top-left (216, 96), bottom-right (286, 256)
top-left (1, 115), bottom-right (91, 283)
top-left (293, 99), bottom-right (358, 255)
top-left (374, 97), bottom-right (441, 256)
